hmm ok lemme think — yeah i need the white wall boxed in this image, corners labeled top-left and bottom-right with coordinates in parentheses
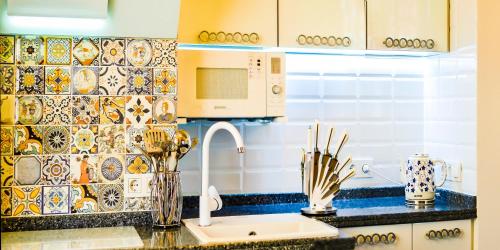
top-left (179, 54), bottom-right (428, 195)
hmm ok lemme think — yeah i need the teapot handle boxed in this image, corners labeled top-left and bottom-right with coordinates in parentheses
top-left (433, 159), bottom-right (448, 187)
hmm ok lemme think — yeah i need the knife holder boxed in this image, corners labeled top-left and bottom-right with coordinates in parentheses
top-left (301, 153), bottom-right (337, 215)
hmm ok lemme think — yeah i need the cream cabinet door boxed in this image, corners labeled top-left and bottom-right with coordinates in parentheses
top-left (178, 0), bottom-right (277, 47)
top-left (413, 220), bottom-right (472, 250)
top-left (341, 224), bottom-right (412, 250)
top-left (367, 0), bottom-right (449, 52)
top-left (279, 0), bottom-right (366, 50)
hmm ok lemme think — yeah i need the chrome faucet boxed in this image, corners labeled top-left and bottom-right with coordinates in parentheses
top-left (199, 122), bottom-right (245, 226)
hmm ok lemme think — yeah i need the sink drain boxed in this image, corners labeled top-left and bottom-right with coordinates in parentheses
top-left (248, 231), bottom-right (257, 236)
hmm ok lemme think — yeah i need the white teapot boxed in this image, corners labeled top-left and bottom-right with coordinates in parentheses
top-left (400, 154), bottom-right (447, 207)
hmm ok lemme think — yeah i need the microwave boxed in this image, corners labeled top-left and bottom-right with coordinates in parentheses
top-left (177, 50), bottom-right (286, 118)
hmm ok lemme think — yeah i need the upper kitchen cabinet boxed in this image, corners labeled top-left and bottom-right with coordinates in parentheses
top-left (178, 0), bottom-right (278, 47)
top-left (367, 0), bottom-right (449, 52)
top-left (279, 0), bottom-right (366, 50)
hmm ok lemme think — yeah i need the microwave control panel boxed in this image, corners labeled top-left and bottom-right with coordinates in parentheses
top-left (248, 55), bottom-right (265, 80)
top-left (266, 53), bottom-right (286, 117)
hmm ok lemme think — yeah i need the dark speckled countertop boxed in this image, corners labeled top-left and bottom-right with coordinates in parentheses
top-left (1, 186), bottom-right (476, 250)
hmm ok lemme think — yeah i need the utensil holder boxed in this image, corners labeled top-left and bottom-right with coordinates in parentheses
top-left (301, 154), bottom-right (337, 215)
top-left (151, 171), bottom-right (183, 227)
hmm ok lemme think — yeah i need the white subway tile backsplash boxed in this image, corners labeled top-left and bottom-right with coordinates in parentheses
top-left (394, 79), bottom-right (424, 99)
top-left (285, 101), bottom-right (321, 121)
top-left (323, 101), bottom-right (357, 121)
top-left (394, 101), bottom-right (424, 121)
top-left (210, 171), bottom-right (241, 194)
top-left (358, 101), bottom-right (393, 121)
top-left (244, 148), bottom-right (284, 168)
top-left (244, 124), bottom-right (283, 145)
top-left (358, 123), bottom-right (394, 143)
top-left (323, 77), bottom-right (357, 99)
top-left (286, 76), bottom-right (321, 99)
top-left (394, 123), bottom-right (424, 143)
top-left (358, 78), bottom-right (393, 99)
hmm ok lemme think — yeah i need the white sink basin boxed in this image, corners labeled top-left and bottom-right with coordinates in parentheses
top-left (182, 213), bottom-right (339, 244)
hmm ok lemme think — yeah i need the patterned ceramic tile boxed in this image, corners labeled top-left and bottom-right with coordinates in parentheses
top-left (14, 126), bottom-right (43, 155)
top-left (71, 125), bottom-right (98, 154)
top-left (127, 67), bottom-right (152, 95)
top-left (12, 186), bottom-right (42, 216)
top-left (42, 185), bottom-right (69, 214)
top-left (16, 66), bottom-right (44, 94)
top-left (99, 66), bottom-right (126, 95)
top-left (16, 36), bottom-right (45, 65)
top-left (16, 96), bottom-right (43, 125)
top-left (70, 184), bottom-right (98, 213)
top-left (98, 184), bottom-right (124, 212)
top-left (99, 96), bottom-right (125, 124)
top-left (1, 127), bottom-right (14, 155)
top-left (45, 66), bottom-right (71, 94)
top-left (72, 37), bottom-right (99, 66)
top-left (41, 155), bottom-right (70, 185)
top-left (126, 39), bottom-right (152, 66)
top-left (98, 125), bottom-right (125, 154)
top-left (100, 38), bottom-right (125, 66)
top-left (125, 125), bottom-right (149, 154)
top-left (153, 68), bottom-right (177, 95)
top-left (1, 65), bottom-right (15, 94)
top-left (1, 187), bottom-right (12, 216)
top-left (125, 96), bottom-right (152, 124)
top-left (1, 156), bottom-right (14, 186)
top-left (14, 156), bottom-right (41, 185)
top-left (72, 67), bottom-right (99, 95)
top-left (70, 155), bottom-right (99, 184)
top-left (126, 154), bottom-right (151, 174)
top-left (72, 96), bottom-right (100, 124)
top-left (45, 37), bottom-right (71, 65)
top-left (0, 35), bottom-right (15, 64)
top-left (1, 95), bottom-right (15, 125)
top-left (151, 39), bottom-right (177, 67)
top-left (42, 95), bottom-right (71, 125)
top-left (124, 197), bottom-right (151, 211)
top-left (152, 96), bottom-right (177, 124)
top-left (43, 126), bottom-right (70, 154)
top-left (98, 155), bottom-right (125, 183)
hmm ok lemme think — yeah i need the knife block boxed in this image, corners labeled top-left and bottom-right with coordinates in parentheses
top-left (301, 153), bottom-right (337, 215)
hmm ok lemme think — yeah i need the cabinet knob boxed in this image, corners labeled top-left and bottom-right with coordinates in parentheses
top-left (208, 32), bottom-right (217, 41)
top-left (399, 38), bottom-right (408, 48)
top-left (306, 36), bottom-right (313, 45)
top-left (335, 37), bottom-right (343, 46)
top-left (249, 33), bottom-right (260, 44)
top-left (242, 33), bottom-right (250, 43)
top-left (342, 37), bottom-right (351, 47)
top-left (420, 39), bottom-right (427, 49)
top-left (321, 37), bottom-right (328, 45)
top-left (199, 31), bottom-right (210, 42)
top-left (426, 39), bottom-right (435, 49)
top-left (413, 38), bottom-right (421, 48)
top-left (272, 85), bottom-right (282, 95)
top-left (407, 39), bottom-right (414, 48)
top-left (297, 35), bottom-right (307, 45)
top-left (216, 31), bottom-right (226, 42)
top-left (225, 33), bottom-right (234, 42)
top-left (313, 35), bottom-right (322, 46)
top-left (383, 37), bottom-right (394, 48)
top-left (327, 36), bottom-right (336, 46)
top-left (233, 32), bottom-right (242, 43)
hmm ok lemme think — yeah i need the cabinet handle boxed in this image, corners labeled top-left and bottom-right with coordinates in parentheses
top-left (198, 31), bottom-right (259, 44)
top-left (426, 228), bottom-right (462, 240)
top-left (383, 37), bottom-right (436, 49)
top-left (297, 35), bottom-right (351, 47)
top-left (355, 232), bottom-right (397, 246)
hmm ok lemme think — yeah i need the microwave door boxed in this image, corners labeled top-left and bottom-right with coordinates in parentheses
top-left (178, 50), bottom-right (267, 118)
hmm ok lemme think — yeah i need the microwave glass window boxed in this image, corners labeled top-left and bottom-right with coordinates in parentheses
top-left (196, 68), bottom-right (249, 99)
top-left (271, 57), bottom-right (281, 74)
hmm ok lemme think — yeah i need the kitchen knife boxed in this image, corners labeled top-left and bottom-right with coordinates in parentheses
top-left (321, 169), bottom-right (356, 202)
top-left (320, 155), bottom-right (351, 193)
top-left (318, 127), bottom-right (334, 191)
top-left (311, 122), bottom-right (321, 192)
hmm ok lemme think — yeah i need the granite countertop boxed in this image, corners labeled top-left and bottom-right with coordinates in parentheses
top-left (1, 186), bottom-right (476, 250)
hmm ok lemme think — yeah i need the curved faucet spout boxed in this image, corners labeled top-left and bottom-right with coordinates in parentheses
top-left (199, 122), bottom-right (245, 226)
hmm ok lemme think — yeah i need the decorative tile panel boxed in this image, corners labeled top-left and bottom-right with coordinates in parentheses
top-left (1, 127), bottom-right (14, 155)
top-left (16, 96), bottom-right (43, 125)
top-left (0, 35), bottom-right (15, 64)
top-left (1, 34), bottom-right (177, 218)
top-left (1, 156), bottom-right (14, 186)
top-left (100, 38), bottom-right (126, 66)
top-left (16, 66), bottom-right (44, 94)
top-left (99, 66), bottom-right (127, 95)
top-left (45, 66), bottom-right (71, 94)
top-left (16, 36), bottom-right (44, 65)
top-left (12, 186), bottom-right (42, 216)
top-left (41, 155), bottom-right (70, 185)
top-left (72, 37), bottom-right (99, 66)
top-left (1, 65), bottom-right (16, 94)
top-left (45, 37), bottom-right (71, 65)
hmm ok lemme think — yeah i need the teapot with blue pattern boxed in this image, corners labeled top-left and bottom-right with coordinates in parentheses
top-left (400, 154), bottom-right (447, 207)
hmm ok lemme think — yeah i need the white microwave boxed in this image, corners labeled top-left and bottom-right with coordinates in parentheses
top-left (177, 50), bottom-right (286, 118)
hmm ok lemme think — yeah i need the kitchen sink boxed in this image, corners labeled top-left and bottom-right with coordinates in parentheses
top-left (182, 213), bottom-right (339, 244)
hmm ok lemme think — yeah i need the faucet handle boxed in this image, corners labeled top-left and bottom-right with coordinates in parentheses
top-left (208, 186), bottom-right (223, 211)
